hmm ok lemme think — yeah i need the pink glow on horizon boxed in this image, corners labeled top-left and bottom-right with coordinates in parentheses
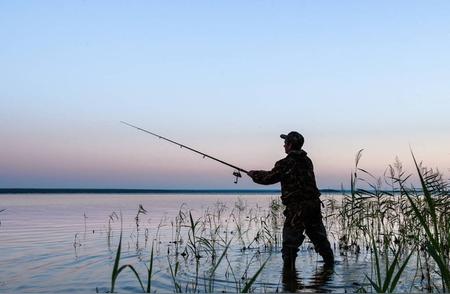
top-left (1, 121), bottom-right (449, 189)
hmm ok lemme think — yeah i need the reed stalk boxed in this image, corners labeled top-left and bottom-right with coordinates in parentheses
top-left (365, 232), bottom-right (414, 293)
top-left (241, 255), bottom-right (271, 293)
top-left (402, 153), bottom-right (450, 292)
top-left (110, 225), bottom-right (145, 292)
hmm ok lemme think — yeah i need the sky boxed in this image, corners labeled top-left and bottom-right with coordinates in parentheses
top-left (1, 1), bottom-right (449, 189)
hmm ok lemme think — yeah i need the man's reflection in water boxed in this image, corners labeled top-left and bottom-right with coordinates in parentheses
top-left (308, 265), bottom-right (334, 292)
top-left (282, 264), bottom-right (333, 293)
top-left (282, 265), bottom-right (303, 292)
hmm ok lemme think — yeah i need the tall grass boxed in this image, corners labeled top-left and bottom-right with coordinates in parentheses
top-left (365, 233), bottom-right (414, 293)
top-left (403, 153), bottom-right (450, 292)
top-left (337, 151), bottom-right (449, 292)
top-left (241, 255), bottom-right (271, 293)
top-left (101, 153), bottom-right (448, 292)
top-left (110, 230), bottom-right (145, 292)
top-left (107, 202), bottom-right (277, 293)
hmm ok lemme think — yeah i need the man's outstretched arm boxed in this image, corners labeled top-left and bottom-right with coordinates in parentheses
top-left (247, 161), bottom-right (284, 185)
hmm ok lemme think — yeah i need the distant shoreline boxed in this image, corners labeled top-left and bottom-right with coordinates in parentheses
top-left (0, 188), bottom-right (342, 194)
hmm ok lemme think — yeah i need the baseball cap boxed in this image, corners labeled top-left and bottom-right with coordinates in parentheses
top-left (280, 131), bottom-right (304, 146)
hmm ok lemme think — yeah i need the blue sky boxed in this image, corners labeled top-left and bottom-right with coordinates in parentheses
top-left (1, 1), bottom-right (449, 189)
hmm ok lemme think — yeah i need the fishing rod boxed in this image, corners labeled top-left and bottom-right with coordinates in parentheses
top-left (121, 121), bottom-right (248, 183)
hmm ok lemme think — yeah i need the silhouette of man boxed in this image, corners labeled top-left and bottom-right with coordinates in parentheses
top-left (247, 131), bottom-right (334, 269)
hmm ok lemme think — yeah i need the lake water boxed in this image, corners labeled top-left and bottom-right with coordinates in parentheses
top-left (0, 192), bottom-right (416, 292)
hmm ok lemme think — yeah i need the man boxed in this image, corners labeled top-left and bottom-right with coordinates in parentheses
top-left (247, 131), bottom-right (334, 269)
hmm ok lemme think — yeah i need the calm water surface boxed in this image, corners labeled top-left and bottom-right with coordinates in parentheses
top-left (0, 193), bottom-right (408, 292)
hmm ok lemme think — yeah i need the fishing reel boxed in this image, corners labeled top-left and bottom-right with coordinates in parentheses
top-left (233, 170), bottom-right (242, 184)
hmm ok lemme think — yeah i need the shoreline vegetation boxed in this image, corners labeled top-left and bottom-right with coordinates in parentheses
top-left (102, 152), bottom-right (449, 292)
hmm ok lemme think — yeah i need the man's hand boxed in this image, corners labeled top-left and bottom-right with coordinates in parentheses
top-left (247, 170), bottom-right (257, 179)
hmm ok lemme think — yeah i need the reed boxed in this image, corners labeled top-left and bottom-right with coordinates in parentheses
top-left (167, 255), bottom-right (181, 293)
top-left (342, 151), bottom-right (449, 292)
top-left (107, 212), bottom-right (119, 250)
top-left (241, 255), bottom-right (271, 293)
top-left (207, 239), bottom-right (232, 292)
top-left (99, 157), bottom-right (448, 293)
top-left (110, 227), bottom-right (145, 293)
top-left (105, 202), bottom-right (278, 292)
top-left (402, 154), bottom-right (450, 292)
top-left (110, 239), bottom-right (156, 293)
top-left (146, 242), bottom-right (155, 293)
top-left (365, 232), bottom-right (414, 293)
top-left (187, 211), bottom-right (201, 259)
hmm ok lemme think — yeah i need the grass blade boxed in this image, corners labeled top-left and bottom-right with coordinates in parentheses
top-left (110, 229), bottom-right (123, 292)
top-left (117, 264), bottom-right (145, 292)
top-left (241, 255), bottom-right (270, 293)
top-left (147, 242), bottom-right (154, 293)
top-left (389, 248), bottom-right (414, 293)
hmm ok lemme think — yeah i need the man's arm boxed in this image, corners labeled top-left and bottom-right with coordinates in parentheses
top-left (248, 160), bottom-right (285, 185)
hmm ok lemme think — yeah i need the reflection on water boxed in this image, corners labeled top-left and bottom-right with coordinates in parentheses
top-left (282, 264), bottom-right (333, 293)
top-left (282, 266), bottom-right (304, 292)
top-left (309, 266), bottom-right (334, 292)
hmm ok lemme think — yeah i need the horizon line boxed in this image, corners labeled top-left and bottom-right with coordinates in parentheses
top-left (0, 188), bottom-right (343, 194)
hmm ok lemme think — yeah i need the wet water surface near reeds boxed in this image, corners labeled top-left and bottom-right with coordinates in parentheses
top-left (0, 191), bottom-right (446, 292)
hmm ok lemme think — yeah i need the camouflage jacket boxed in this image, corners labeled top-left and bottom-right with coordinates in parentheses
top-left (251, 150), bottom-right (321, 205)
